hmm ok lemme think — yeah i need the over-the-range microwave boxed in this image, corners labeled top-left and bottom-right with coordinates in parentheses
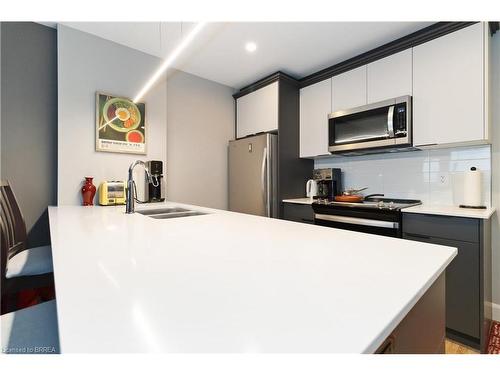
top-left (328, 96), bottom-right (413, 155)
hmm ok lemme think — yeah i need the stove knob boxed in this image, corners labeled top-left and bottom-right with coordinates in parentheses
top-left (377, 201), bottom-right (385, 209)
top-left (388, 201), bottom-right (395, 210)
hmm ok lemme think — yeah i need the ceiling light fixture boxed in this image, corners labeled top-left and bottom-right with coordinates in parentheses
top-left (245, 41), bottom-right (257, 53)
top-left (133, 22), bottom-right (207, 103)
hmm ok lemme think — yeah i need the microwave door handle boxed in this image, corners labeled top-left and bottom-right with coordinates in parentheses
top-left (387, 105), bottom-right (395, 138)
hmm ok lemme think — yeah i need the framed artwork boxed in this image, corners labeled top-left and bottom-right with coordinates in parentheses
top-left (96, 92), bottom-right (146, 154)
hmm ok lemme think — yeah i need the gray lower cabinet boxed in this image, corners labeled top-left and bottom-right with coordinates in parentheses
top-left (376, 273), bottom-right (446, 354)
top-left (402, 213), bottom-right (492, 352)
top-left (282, 203), bottom-right (314, 224)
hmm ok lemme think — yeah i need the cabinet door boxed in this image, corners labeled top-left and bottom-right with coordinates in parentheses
top-left (299, 79), bottom-right (331, 158)
top-left (236, 81), bottom-right (279, 138)
top-left (367, 49), bottom-right (412, 103)
top-left (283, 203), bottom-right (314, 224)
top-left (413, 23), bottom-right (484, 147)
top-left (332, 66), bottom-right (367, 112)
top-left (402, 234), bottom-right (480, 339)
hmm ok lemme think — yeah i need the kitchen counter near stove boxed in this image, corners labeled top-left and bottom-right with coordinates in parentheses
top-left (283, 198), bottom-right (496, 220)
top-left (282, 197), bottom-right (316, 205)
top-left (49, 202), bottom-right (456, 353)
top-left (401, 205), bottom-right (495, 220)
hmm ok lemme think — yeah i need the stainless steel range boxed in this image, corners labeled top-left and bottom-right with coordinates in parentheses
top-left (312, 196), bottom-right (422, 238)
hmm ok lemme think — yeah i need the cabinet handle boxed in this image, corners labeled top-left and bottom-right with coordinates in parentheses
top-left (415, 143), bottom-right (438, 147)
top-left (404, 232), bottom-right (432, 240)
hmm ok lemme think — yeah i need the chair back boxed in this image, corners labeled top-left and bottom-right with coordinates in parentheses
top-left (1, 222), bottom-right (8, 284)
top-left (0, 180), bottom-right (27, 280)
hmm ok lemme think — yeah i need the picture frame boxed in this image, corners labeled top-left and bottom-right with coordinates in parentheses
top-left (95, 92), bottom-right (147, 155)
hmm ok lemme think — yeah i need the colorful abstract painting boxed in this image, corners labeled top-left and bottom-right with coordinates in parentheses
top-left (96, 92), bottom-right (146, 154)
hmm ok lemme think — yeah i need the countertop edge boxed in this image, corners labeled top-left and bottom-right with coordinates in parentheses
top-left (401, 205), bottom-right (496, 220)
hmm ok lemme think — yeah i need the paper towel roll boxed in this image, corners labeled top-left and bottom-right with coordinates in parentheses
top-left (462, 167), bottom-right (482, 207)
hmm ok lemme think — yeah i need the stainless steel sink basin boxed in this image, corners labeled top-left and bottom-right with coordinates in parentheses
top-left (136, 207), bottom-right (208, 219)
top-left (136, 207), bottom-right (190, 216)
top-left (146, 211), bottom-right (208, 220)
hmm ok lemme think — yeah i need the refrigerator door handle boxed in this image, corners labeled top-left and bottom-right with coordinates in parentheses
top-left (261, 147), bottom-right (268, 216)
top-left (266, 140), bottom-right (272, 218)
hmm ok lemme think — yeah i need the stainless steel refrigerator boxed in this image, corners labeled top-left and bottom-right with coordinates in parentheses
top-left (228, 133), bottom-right (278, 218)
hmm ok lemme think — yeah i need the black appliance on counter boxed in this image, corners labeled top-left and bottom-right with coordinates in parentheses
top-left (312, 168), bottom-right (342, 201)
top-left (312, 196), bottom-right (421, 238)
top-left (145, 160), bottom-right (165, 202)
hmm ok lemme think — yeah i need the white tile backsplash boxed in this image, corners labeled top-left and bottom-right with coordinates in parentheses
top-left (314, 145), bottom-right (492, 206)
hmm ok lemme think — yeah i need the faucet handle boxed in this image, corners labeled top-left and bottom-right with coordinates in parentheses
top-left (144, 168), bottom-right (154, 184)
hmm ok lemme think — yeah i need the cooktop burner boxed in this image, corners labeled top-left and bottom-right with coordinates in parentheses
top-left (313, 197), bottom-right (422, 211)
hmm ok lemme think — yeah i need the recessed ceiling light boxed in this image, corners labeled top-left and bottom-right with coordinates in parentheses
top-left (245, 42), bottom-right (257, 53)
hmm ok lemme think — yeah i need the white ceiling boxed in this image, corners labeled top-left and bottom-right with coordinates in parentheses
top-left (61, 22), bottom-right (434, 89)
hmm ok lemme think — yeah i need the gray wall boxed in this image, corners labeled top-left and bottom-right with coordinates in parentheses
top-left (57, 25), bottom-right (167, 205)
top-left (166, 69), bottom-right (235, 209)
top-left (0, 22), bottom-right (57, 247)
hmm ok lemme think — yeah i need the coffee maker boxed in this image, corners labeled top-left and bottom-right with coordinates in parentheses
top-left (312, 168), bottom-right (342, 201)
top-left (145, 160), bottom-right (165, 202)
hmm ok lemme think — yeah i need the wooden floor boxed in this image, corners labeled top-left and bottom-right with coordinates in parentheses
top-left (445, 339), bottom-right (479, 354)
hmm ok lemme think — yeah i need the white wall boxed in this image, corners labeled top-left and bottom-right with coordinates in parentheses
top-left (315, 145), bottom-right (491, 207)
top-left (490, 31), bottom-right (500, 319)
top-left (166, 69), bottom-right (235, 209)
top-left (57, 25), bottom-right (167, 205)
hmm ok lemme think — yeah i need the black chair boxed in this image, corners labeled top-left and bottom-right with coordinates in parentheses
top-left (1, 180), bottom-right (54, 313)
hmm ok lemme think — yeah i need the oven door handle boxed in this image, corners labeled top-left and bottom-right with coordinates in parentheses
top-left (387, 105), bottom-right (395, 138)
top-left (314, 214), bottom-right (399, 229)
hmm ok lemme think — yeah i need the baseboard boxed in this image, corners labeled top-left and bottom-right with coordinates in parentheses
top-left (493, 302), bottom-right (500, 322)
top-left (446, 329), bottom-right (480, 350)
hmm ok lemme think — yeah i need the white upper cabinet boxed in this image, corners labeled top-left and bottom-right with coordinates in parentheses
top-left (332, 66), bottom-right (367, 112)
top-left (413, 23), bottom-right (486, 147)
top-left (236, 81), bottom-right (279, 138)
top-left (299, 78), bottom-right (332, 158)
top-left (367, 49), bottom-right (412, 103)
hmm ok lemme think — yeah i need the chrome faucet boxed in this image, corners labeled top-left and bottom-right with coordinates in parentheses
top-left (126, 160), bottom-right (154, 214)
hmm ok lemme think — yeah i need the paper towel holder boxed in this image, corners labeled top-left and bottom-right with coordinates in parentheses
top-left (459, 167), bottom-right (487, 209)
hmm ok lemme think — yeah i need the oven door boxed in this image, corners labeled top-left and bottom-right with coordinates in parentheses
top-left (328, 96), bottom-right (411, 153)
top-left (314, 213), bottom-right (401, 238)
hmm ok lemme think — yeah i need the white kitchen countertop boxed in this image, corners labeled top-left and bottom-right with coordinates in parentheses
top-left (401, 205), bottom-right (495, 219)
top-left (282, 198), bottom-right (496, 219)
top-left (48, 202), bottom-right (456, 353)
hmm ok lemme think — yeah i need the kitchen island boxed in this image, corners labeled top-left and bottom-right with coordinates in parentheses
top-left (48, 202), bottom-right (456, 353)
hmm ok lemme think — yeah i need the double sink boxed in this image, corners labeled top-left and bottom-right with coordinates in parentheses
top-left (136, 207), bottom-right (208, 220)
